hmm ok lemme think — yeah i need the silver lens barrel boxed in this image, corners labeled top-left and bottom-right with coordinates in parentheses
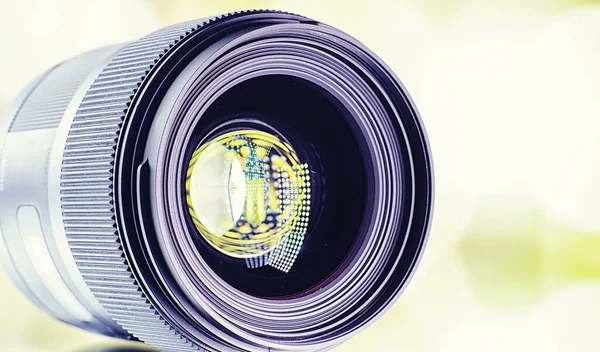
top-left (0, 10), bottom-right (433, 352)
top-left (0, 44), bottom-right (126, 336)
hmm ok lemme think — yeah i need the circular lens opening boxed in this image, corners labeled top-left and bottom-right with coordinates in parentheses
top-left (184, 75), bottom-right (368, 298)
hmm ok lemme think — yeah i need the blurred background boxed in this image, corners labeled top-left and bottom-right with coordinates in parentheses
top-left (1, 0), bottom-right (600, 351)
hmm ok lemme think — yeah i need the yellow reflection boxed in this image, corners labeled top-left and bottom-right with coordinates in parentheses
top-left (186, 129), bottom-right (311, 272)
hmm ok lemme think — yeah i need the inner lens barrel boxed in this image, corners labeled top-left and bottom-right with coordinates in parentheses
top-left (0, 10), bottom-right (433, 352)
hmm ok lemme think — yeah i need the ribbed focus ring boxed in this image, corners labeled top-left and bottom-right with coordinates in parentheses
top-left (59, 15), bottom-right (239, 352)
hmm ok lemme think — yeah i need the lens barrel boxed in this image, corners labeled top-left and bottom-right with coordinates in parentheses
top-left (0, 10), bottom-right (433, 352)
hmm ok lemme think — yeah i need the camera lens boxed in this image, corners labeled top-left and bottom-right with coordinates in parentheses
top-left (0, 10), bottom-right (433, 351)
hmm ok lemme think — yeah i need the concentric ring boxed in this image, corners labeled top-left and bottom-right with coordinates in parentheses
top-left (143, 22), bottom-right (431, 351)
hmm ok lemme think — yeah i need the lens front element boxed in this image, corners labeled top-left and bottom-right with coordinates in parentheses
top-left (186, 128), bottom-right (312, 272)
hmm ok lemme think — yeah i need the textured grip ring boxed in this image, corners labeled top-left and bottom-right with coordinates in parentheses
top-left (61, 16), bottom-right (220, 352)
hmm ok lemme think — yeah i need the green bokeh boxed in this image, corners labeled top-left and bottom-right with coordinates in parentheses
top-left (459, 196), bottom-right (600, 306)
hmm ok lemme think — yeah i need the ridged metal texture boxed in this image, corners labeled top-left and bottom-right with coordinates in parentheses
top-left (59, 14), bottom-right (246, 352)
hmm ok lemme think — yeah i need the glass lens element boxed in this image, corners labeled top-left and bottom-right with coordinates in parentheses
top-left (186, 129), bottom-right (311, 272)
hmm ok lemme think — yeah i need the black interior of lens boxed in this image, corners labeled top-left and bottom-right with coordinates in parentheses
top-left (184, 75), bottom-right (368, 298)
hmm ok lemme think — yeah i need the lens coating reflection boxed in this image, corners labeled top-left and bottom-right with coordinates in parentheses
top-left (187, 76), bottom-right (367, 298)
top-left (186, 129), bottom-right (312, 272)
